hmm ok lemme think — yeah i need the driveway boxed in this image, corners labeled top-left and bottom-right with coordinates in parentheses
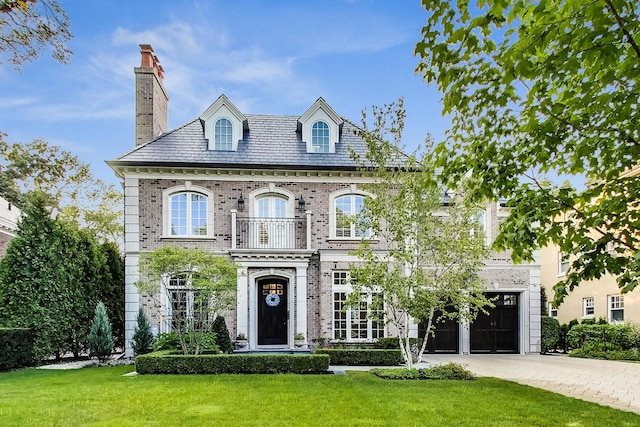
top-left (421, 354), bottom-right (640, 414)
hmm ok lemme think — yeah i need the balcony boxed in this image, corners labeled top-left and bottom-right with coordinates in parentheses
top-left (231, 211), bottom-right (311, 250)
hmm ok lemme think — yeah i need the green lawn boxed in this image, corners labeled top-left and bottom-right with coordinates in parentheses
top-left (1, 366), bottom-right (638, 426)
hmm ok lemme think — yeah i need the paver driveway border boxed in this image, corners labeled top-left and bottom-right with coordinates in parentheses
top-left (421, 354), bottom-right (640, 414)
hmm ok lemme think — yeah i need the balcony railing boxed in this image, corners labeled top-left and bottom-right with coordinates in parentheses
top-left (232, 213), bottom-right (311, 250)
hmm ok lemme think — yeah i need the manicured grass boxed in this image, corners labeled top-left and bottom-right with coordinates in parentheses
top-left (1, 366), bottom-right (639, 426)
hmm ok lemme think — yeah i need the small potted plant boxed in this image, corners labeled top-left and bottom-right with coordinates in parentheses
top-left (236, 333), bottom-right (248, 350)
top-left (294, 332), bottom-right (305, 348)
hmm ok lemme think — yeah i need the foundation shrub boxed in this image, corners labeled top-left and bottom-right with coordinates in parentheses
top-left (135, 351), bottom-right (330, 374)
top-left (370, 363), bottom-right (475, 380)
top-left (568, 324), bottom-right (635, 351)
top-left (0, 328), bottom-right (35, 370)
top-left (315, 348), bottom-right (402, 366)
top-left (541, 316), bottom-right (560, 353)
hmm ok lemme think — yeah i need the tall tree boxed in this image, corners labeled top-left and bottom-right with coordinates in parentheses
top-left (0, 0), bottom-right (72, 69)
top-left (0, 139), bottom-right (124, 246)
top-left (0, 192), bottom-right (123, 361)
top-left (100, 242), bottom-right (125, 348)
top-left (0, 193), bottom-right (70, 361)
top-left (349, 100), bottom-right (491, 368)
top-left (415, 0), bottom-right (640, 302)
top-left (137, 246), bottom-right (237, 355)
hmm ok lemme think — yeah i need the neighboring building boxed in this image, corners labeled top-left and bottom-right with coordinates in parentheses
top-left (541, 165), bottom-right (640, 325)
top-left (0, 196), bottom-right (20, 257)
top-left (109, 45), bottom-right (540, 357)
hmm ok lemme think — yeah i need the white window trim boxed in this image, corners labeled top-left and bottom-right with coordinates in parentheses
top-left (548, 302), bottom-right (558, 318)
top-left (582, 297), bottom-right (594, 318)
top-left (248, 184), bottom-right (295, 218)
top-left (311, 120), bottom-right (330, 153)
top-left (213, 117), bottom-right (234, 151)
top-left (328, 187), bottom-right (374, 240)
top-left (332, 271), bottom-right (385, 342)
top-left (558, 252), bottom-right (570, 277)
top-left (608, 294), bottom-right (624, 323)
top-left (299, 99), bottom-right (342, 154)
top-left (162, 183), bottom-right (214, 238)
top-left (200, 95), bottom-right (246, 152)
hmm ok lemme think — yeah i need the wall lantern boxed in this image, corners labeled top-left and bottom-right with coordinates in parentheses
top-left (237, 193), bottom-right (245, 211)
top-left (298, 195), bottom-right (306, 211)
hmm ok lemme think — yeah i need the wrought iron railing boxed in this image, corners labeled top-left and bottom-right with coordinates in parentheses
top-left (235, 217), bottom-right (307, 250)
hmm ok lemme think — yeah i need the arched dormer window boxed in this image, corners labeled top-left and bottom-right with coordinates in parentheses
top-left (214, 118), bottom-right (233, 151)
top-left (311, 120), bottom-right (329, 153)
top-left (163, 184), bottom-right (214, 238)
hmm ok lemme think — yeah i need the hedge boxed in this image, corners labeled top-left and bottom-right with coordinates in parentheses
top-left (0, 328), bottom-right (35, 371)
top-left (567, 324), bottom-right (637, 350)
top-left (541, 316), bottom-right (560, 353)
top-left (135, 351), bottom-right (330, 374)
top-left (315, 349), bottom-right (403, 366)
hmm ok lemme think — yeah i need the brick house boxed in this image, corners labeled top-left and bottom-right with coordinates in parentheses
top-left (109, 45), bottom-right (540, 357)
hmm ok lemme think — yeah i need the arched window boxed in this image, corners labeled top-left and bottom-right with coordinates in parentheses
top-left (169, 192), bottom-right (208, 236)
top-left (214, 118), bottom-right (233, 151)
top-left (334, 194), bottom-right (371, 238)
top-left (311, 120), bottom-right (329, 153)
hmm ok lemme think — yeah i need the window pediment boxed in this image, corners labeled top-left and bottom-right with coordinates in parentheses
top-left (200, 94), bottom-right (247, 151)
top-left (298, 97), bottom-right (343, 154)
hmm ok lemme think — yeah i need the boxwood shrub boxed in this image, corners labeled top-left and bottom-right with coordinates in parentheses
top-left (370, 363), bottom-right (475, 380)
top-left (135, 351), bottom-right (330, 374)
top-left (0, 328), bottom-right (35, 371)
top-left (315, 348), bottom-right (402, 366)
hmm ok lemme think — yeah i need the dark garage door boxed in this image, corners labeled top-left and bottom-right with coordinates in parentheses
top-left (471, 293), bottom-right (519, 354)
top-left (418, 310), bottom-right (460, 354)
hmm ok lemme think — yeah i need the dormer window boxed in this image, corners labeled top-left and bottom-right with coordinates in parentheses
top-left (312, 120), bottom-right (330, 153)
top-left (215, 118), bottom-right (233, 151)
top-left (200, 94), bottom-right (247, 152)
top-left (299, 97), bottom-right (343, 154)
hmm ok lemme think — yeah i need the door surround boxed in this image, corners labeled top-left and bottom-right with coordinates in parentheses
top-left (248, 269), bottom-right (296, 348)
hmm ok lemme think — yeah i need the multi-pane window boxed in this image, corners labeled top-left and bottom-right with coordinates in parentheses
top-left (170, 192), bottom-right (208, 237)
top-left (332, 271), bottom-right (384, 341)
top-left (609, 295), bottom-right (624, 323)
top-left (311, 120), bottom-right (329, 153)
top-left (558, 252), bottom-right (570, 275)
top-left (214, 118), bottom-right (233, 150)
top-left (168, 275), bottom-right (209, 331)
top-left (334, 194), bottom-right (371, 238)
top-left (583, 297), bottom-right (594, 317)
top-left (548, 302), bottom-right (558, 318)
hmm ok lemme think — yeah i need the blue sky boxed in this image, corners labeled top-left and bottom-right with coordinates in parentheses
top-left (0, 0), bottom-right (448, 186)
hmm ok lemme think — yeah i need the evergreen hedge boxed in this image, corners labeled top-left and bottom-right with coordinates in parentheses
top-left (315, 349), bottom-right (403, 366)
top-left (135, 351), bottom-right (330, 374)
top-left (0, 328), bottom-right (35, 371)
top-left (568, 324), bottom-right (636, 350)
top-left (541, 316), bottom-right (560, 353)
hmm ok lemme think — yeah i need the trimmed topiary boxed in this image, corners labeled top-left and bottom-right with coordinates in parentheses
top-left (212, 316), bottom-right (233, 353)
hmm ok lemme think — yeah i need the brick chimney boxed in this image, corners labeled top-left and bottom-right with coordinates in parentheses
top-left (134, 44), bottom-right (169, 147)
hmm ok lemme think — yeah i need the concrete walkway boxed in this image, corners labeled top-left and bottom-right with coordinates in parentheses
top-left (420, 354), bottom-right (640, 414)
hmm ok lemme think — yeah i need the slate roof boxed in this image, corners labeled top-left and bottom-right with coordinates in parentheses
top-left (111, 114), bottom-right (405, 170)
